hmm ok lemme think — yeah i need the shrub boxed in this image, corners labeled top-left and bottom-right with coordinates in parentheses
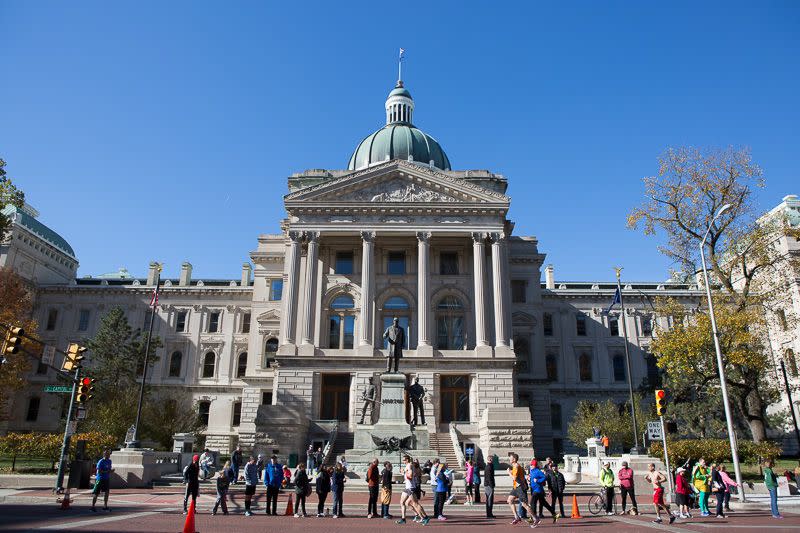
top-left (649, 438), bottom-right (782, 465)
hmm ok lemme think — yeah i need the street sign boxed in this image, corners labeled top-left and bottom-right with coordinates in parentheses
top-left (647, 420), bottom-right (663, 440)
top-left (76, 407), bottom-right (87, 420)
top-left (67, 421), bottom-right (77, 436)
top-left (42, 345), bottom-right (56, 366)
top-left (44, 385), bottom-right (73, 393)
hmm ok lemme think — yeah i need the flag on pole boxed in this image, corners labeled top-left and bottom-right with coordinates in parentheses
top-left (606, 287), bottom-right (621, 314)
top-left (399, 48), bottom-right (405, 59)
top-left (149, 286), bottom-right (159, 308)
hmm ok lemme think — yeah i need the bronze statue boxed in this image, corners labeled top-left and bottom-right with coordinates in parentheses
top-left (359, 377), bottom-right (377, 424)
top-left (408, 377), bottom-right (426, 426)
top-left (382, 317), bottom-right (404, 373)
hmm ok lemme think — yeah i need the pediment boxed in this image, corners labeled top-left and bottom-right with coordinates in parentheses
top-left (257, 309), bottom-right (280, 322)
top-left (284, 160), bottom-right (508, 207)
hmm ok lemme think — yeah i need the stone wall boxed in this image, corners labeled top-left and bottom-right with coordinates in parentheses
top-left (478, 406), bottom-right (534, 464)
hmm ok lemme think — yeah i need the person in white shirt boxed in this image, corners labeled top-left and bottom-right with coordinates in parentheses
top-left (396, 455), bottom-right (430, 525)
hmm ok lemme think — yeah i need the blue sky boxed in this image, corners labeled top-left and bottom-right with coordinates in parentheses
top-left (1, 1), bottom-right (798, 282)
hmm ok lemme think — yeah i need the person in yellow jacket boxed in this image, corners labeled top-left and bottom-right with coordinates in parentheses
top-left (599, 461), bottom-right (615, 516)
top-left (692, 458), bottom-right (711, 516)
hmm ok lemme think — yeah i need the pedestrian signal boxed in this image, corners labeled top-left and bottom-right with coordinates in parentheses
top-left (76, 377), bottom-right (94, 403)
top-left (655, 389), bottom-right (667, 416)
top-left (61, 343), bottom-right (87, 372)
top-left (4, 326), bottom-right (24, 355)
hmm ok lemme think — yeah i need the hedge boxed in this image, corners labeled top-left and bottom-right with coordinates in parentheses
top-left (648, 439), bottom-right (782, 465)
top-left (0, 431), bottom-right (118, 471)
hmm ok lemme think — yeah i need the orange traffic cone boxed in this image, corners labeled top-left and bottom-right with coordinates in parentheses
top-left (182, 498), bottom-right (197, 533)
top-left (285, 493), bottom-right (294, 516)
top-left (58, 488), bottom-right (71, 510)
top-left (570, 494), bottom-right (582, 519)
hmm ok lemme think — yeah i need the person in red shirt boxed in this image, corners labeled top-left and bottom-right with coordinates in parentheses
top-left (617, 461), bottom-right (639, 515)
top-left (674, 467), bottom-right (691, 518)
top-left (366, 458), bottom-right (380, 518)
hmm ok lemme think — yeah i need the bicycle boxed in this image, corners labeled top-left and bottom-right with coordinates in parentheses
top-left (587, 488), bottom-right (618, 515)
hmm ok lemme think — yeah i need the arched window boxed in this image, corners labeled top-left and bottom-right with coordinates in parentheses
top-left (545, 352), bottom-right (558, 382)
top-left (198, 401), bottom-right (210, 425)
top-left (513, 336), bottom-right (530, 373)
top-left (264, 337), bottom-right (278, 368)
top-left (613, 354), bottom-right (626, 382)
top-left (202, 352), bottom-right (215, 378)
top-left (168, 351), bottom-right (182, 378)
top-left (436, 296), bottom-right (465, 350)
top-left (382, 296), bottom-right (410, 350)
top-left (237, 352), bottom-right (248, 378)
top-left (579, 352), bottom-right (592, 382)
top-left (786, 349), bottom-right (797, 377)
top-left (328, 295), bottom-right (356, 349)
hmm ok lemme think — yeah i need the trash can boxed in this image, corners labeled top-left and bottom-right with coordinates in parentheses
top-left (67, 460), bottom-right (92, 489)
top-left (288, 453), bottom-right (298, 468)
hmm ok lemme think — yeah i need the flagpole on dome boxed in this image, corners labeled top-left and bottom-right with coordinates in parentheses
top-left (398, 47), bottom-right (405, 84)
top-left (613, 267), bottom-right (642, 454)
top-left (127, 262), bottom-right (162, 449)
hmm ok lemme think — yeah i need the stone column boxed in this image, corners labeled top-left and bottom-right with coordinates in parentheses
top-left (472, 232), bottom-right (492, 356)
top-left (278, 230), bottom-right (302, 354)
top-left (417, 232), bottom-right (433, 356)
top-left (299, 232), bottom-right (319, 355)
top-left (358, 231), bottom-right (376, 355)
top-left (490, 232), bottom-right (511, 354)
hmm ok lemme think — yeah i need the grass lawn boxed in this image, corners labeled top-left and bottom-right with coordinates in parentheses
top-left (0, 457), bottom-right (56, 474)
top-left (738, 458), bottom-right (799, 483)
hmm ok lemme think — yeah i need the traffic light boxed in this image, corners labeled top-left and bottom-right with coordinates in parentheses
top-left (61, 343), bottom-right (87, 372)
top-left (76, 377), bottom-right (94, 403)
top-left (655, 389), bottom-right (667, 416)
top-left (3, 326), bottom-right (24, 355)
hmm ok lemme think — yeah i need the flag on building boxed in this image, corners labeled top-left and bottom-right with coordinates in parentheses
top-left (606, 287), bottom-right (621, 314)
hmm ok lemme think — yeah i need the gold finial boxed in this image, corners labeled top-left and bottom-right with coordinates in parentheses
top-left (614, 267), bottom-right (623, 280)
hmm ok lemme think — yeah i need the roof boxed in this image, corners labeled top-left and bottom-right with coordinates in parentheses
top-left (348, 124), bottom-right (451, 171)
top-left (2, 204), bottom-right (76, 258)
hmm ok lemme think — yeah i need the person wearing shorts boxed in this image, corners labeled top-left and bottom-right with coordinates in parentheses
top-left (91, 449), bottom-right (113, 512)
top-left (397, 455), bottom-right (430, 525)
top-left (505, 453), bottom-right (534, 525)
top-left (645, 463), bottom-right (675, 525)
top-left (243, 456), bottom-right (258, 516)
top-left (674, 467), bottom-right (691, 518)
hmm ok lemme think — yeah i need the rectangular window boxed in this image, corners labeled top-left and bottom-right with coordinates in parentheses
top-left (320, 374), bottom-right (351, 421)
top-left (241, 313), bottom-right (251, 334)
top-left (545, 351), bottom-right (558, 382)
top-left (439, 252), bottom-right (459, 275)
top-left (208, 311), bottom-right (220, 333)
top-left (511, 280), bottom-right (527, 303)
top-left (641, 316), bottom-right (653, 337)
top-left (77, 310), bottom-right (90, 332)
top-left (613, 354), bottom-right (627, 381)
top-left (269, 279), bottom-right (283, 301)
top-left (609, 316), bottom-right (619, 337)
top-left (576, 314), bottom-right (587, 336)
top-left (198, 401), bottom-right (210, 425)
top-left (550, 403), bottom-right (562, 430)
top-left (26, 397), bottom-right (40, 422)
top-left (335, 252), bottom-right (354, 274)
top-left (46, 309), bottom-right (58, 331)
top-left (262, 391), bottom-right (273, 405)
top-left (387, 252), bottom-right (406, 275)
top-left (176, 311), bottom-right (187, 332)
top-left (232, 402), bottom-right (242, 427)
top-left (440, 375), bottom-right (470, 423)
top-left (543, 313), bottom-right (554, 336)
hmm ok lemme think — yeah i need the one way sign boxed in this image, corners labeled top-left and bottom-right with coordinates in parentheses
top-left (647, 421), bottom-right (663, 440)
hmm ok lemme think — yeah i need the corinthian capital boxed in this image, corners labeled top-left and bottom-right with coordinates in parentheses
top-left (416, 231), bottom-right (432, 243)
top-left (305, 231), bottom-right (320, 243)
top-left (471, 232), bottom-right (487, 244)
top-left (489, 232), bottom-right (506, 243)
top-left (361, 231), bottom-right (376, 242)
top-left (287, 230), bottom-right (303, 243)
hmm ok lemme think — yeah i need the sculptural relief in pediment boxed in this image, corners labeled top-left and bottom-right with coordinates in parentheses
top-left (338, 178), bottom-right (459, 203)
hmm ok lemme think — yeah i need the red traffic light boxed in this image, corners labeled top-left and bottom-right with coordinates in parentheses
top-left (656, 389), bottom-right (665, 399)
top-left (81, 377), bottom-right (92, 386)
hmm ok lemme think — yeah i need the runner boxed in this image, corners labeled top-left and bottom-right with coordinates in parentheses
top-left (528, 459), bottom-right (560, 526)
top-left (644, 463), bottom-right (675, 524)
top-left (91, 449), bottom-right (114, 512)
top-left (505, 452), bottom-right (535, 526)
top-left (397, 454), bottom-right (430, 525)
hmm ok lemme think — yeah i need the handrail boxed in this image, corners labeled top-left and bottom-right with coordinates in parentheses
top-left (449, 423), bottom-right (466, 468)
top-left (322, 420), bottom-right (339, 465)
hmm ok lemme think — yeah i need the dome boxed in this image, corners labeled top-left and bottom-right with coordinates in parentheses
top-left (348, 124), bottom-right (451, 171)
top-left (347, 80), bottom-right (451, 171)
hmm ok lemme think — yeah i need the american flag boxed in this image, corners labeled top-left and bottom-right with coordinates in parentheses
top-left (149, 287), bottom-right (159, 308)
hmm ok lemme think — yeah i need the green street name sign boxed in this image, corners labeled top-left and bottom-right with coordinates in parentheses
top-left (43, 385), bottom-right (72, 393)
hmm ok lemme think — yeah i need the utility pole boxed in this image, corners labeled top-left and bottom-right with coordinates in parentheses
top-left (54, 367), bottom-right (79, 493)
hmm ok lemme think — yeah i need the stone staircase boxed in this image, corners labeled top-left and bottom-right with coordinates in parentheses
top-left (326, 431), bottom-right (354, 465)
top-left (429, 432), bottom-right (459, 467)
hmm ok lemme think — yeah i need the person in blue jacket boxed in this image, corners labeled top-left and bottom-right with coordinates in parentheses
top-left (263, 455), bottom-right (283, 516)
top-left (528, 459), bottom-right (560, 526)
top-left (433, 462), bottom-right (449, 520)
top-left (331, 463), bottom-right (347, 518)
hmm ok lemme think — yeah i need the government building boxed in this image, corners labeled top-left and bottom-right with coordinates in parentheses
top-left (2, 78), bottom-right (798, 460)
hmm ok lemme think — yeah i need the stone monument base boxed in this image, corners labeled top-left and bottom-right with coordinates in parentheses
top-left (109, 449), bottom-right (180, 488)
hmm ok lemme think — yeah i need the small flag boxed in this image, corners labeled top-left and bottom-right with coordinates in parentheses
top-left (399, 47), bottom-right (405, 59)
top-left (149, 287), bottom-right (159, 308)
top-left (606, 287), bottom-right (621, 314)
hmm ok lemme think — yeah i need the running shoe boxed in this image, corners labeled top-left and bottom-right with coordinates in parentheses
top-left (669, 516), bottom-right (676, 524)
top-left (421, 517), bottom-right (430, 526)
top-left (511, 518), bottom-right (521, 525)
top-left (653, 518), bottom-right (663, 523)
top-left (396, 518), bottom-right (406, 524)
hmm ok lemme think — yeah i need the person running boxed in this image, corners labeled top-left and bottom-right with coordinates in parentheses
top-left (645, 463), bottom-right (675, 525)
top-left (718, 464), bottom-right (738, 512)
top-left (505, 452), bottom-right (534, 526)
top-left (710, 463), bottom-right (725, 518)
top-left (294, 463), bottom-right (310, 517)
top-left (212, 468), bottom-right (230, 515)
top-left (548, 464), bottom-right (566, 517)
top-left (366, 458), bottom-right (380, 518)
top-left (243, 456), bottom-right (258, 516)
top-left (316, 465), bottom-right (332, 517)
top-left (433, 461), bottom-right (449, 520)
top-left (599, 461), bottom-right (615, 516)
top-left (465, 459), bottom-right (475, 505)
top-left (529, 459), bottom-right (560, 526)
top-left (331, 462), bottom-right (347, 518)
top-left (617, 460), bottom-right (639, 515)
top-left (692, 458), bottom-right (711, 516)
top-left (674, 467), bottom-right (691, 518)
top-left (764, 459), bottom-right (782, 519)
top-left (484, 454), bottom-right (497, 518)
top-left (381, 461), bottom-right (394, 519)
top-left (397, 454), bottom-right (430, 525)
top-left (231, 446), bottom-right (242, 484)
top-left (91, 449), bottom-right (113, 512)
top-left (264, 455), bottom-right (282, 516)
top-left (412, 458), bottom-right (424, 507)
top-left (183, 454), bottom-right (200, 515)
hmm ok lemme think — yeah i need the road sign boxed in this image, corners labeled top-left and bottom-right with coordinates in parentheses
top-left (76, 407), bottom-right (87, 420)
top-left (42, 345), bottom-right (56, 366)
top-left (44, 385), bottom-right (73, 393)
top-left (647, 420), bottom-right (663, 440)
top-left (67, 421), bottom-right (77, 436)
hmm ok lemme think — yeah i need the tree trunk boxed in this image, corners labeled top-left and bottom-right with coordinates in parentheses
top-left (744, 389), bottom-right (768, 442)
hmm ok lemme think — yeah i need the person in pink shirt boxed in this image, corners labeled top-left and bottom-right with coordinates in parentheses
top-left (718, 464), bottom-right (738, 513)
top-left (617, 461), bottom-right (639, 515)
top-left (465, 460), bottom-right (475, 504)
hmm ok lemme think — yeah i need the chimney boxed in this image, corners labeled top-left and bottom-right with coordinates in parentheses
top-left (545, 264), bottom-right (555, 290)
top-left (146, 262), bottom-right (159, 286)
top-left (241, 263), bottom-right (252, 287)
top-left (179, 262), bottom-right (193, 286)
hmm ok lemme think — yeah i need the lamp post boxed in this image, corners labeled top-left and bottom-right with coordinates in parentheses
top-left (699, 203), bottom-right (745, 501)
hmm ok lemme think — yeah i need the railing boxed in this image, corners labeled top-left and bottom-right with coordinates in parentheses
top-left (322, 421), bottom-right (339, 465)
top-left (449, 423), bottom-right (466, 468)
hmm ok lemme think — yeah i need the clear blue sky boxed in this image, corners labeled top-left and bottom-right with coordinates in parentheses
top-left (1, 1), bottom-right (798, 282)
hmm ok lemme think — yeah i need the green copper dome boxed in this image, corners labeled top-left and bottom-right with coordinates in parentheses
top-left (347, 81), bottom-right (451, 171)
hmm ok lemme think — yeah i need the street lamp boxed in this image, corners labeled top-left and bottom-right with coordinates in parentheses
top-left (699, 203), bottom-right (745, 501)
